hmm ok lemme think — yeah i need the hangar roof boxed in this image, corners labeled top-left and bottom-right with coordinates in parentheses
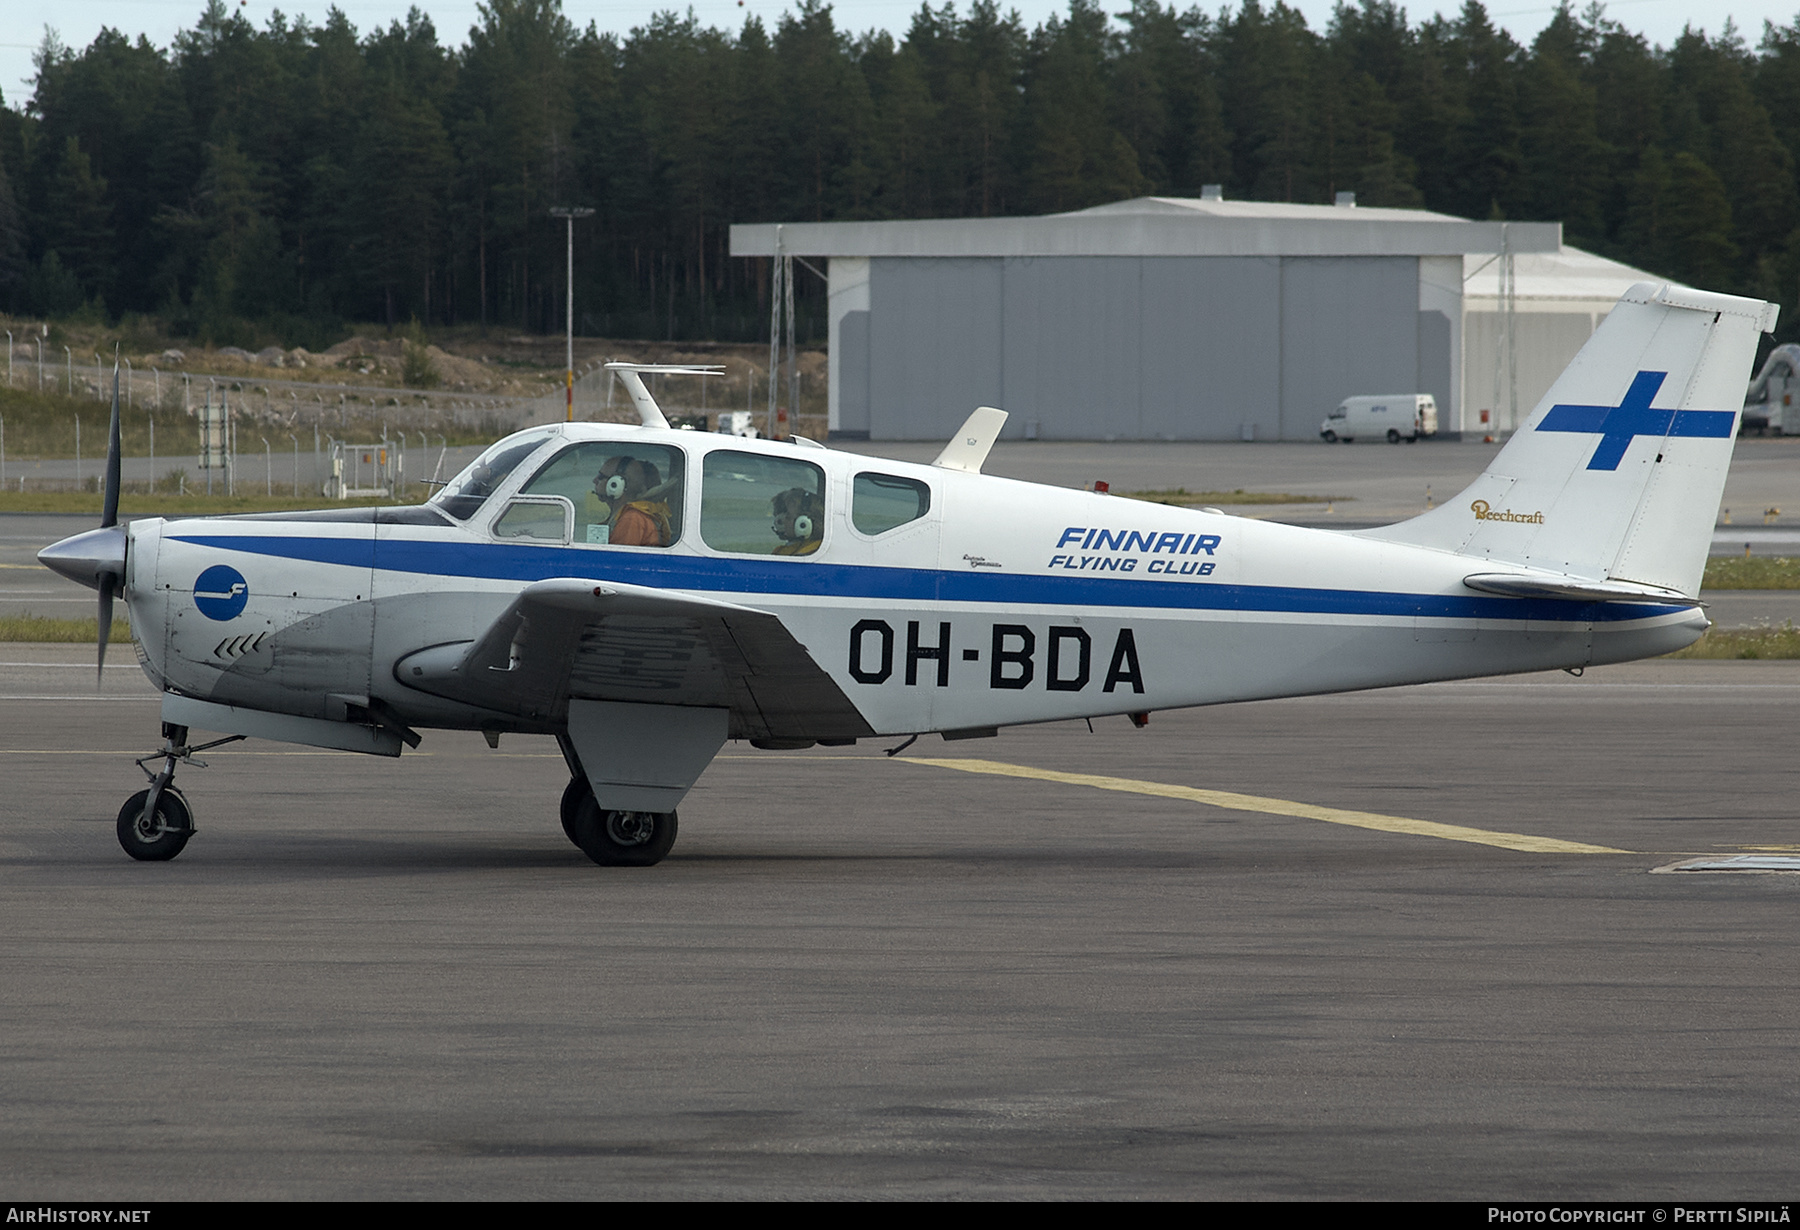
top-left (1462, 244), bottom-right (1667, 308)
top-left (730, 195), bottom-right (1560, 260)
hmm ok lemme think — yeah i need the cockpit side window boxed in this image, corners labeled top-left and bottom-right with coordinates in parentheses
top-left (701, 450), bottom-right (826, 556)
top-left (852, 473), bottom-right (931, 536)
top-left (516, 441), bottom-right (686, 548)
top-left (432, 430), bottom-right (557, 520)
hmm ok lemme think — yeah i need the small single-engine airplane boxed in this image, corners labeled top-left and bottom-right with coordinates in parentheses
top-left (40, 281), bottom-right (1774, 865)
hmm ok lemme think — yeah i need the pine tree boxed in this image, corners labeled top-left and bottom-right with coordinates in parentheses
top-left (39, 137), bottom-right (114, 302)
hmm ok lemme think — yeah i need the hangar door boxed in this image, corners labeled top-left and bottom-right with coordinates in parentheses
top-left (1278, 257), bottom-right (1420, 440)
top-left (865, 258), bottom-right (1003, 441)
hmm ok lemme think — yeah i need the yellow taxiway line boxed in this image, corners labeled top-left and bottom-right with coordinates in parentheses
top-left (905, 757), bottom-right (1627, 854)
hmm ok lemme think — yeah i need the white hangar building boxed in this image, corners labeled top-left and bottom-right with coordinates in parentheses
top-left (730, 196), bottom-right (1661, 442)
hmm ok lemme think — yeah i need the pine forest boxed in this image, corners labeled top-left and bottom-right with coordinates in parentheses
top-left (0, 0), bottom-right (1794, 346)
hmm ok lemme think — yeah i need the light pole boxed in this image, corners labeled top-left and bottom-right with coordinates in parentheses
top-left (549, 206), bottom-right (595, 422)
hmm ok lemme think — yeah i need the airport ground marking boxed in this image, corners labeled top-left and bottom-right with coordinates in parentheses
top-left (906, 757), bottom-right (1628, 854)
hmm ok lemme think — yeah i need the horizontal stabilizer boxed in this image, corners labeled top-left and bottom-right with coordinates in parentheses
top-left (1461, 572), bottom-right (1701, 606)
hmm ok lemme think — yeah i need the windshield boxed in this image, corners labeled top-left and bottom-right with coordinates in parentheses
top-left (430, 429), bottom-right (558, 521)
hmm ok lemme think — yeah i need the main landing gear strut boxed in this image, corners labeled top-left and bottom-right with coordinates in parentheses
top-left (117, 722), bottom-right (243, 861)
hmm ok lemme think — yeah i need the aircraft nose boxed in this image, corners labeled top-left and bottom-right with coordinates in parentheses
top-left (38, 525), bottom-right (127, 592)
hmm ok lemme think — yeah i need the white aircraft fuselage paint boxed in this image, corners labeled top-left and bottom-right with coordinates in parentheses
top-left (127, 421), bottom-right (1705, 740)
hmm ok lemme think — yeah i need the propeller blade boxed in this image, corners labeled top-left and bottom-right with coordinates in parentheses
top-left (97, 349), bottom-right (124, 683)
top-left (102, 350), bottom-right (122, 529)
top-left (97, 572), bottom-right (115, 685)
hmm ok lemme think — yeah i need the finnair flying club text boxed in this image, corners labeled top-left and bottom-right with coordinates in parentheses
top-left (1048, 527), bottom-right (1221, 577)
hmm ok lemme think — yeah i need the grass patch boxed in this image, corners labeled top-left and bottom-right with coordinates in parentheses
top-left (0, 614), bottom-right (131, 643)
top-left (1701, 555), bottom-right (1800, 589)
top-left (1, 385), bottom-right (194, 461)
top-left (1120, 487), bottom-right (1348, 506)
top-left (1664, 623), bottom-right (1800, 659)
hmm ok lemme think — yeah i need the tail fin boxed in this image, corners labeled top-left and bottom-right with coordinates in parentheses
top-left (1365, 282), bottom-right (1777, 595)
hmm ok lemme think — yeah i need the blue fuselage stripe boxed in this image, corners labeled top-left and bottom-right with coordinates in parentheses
top-left (169, 533), bottom-right (1687, 624)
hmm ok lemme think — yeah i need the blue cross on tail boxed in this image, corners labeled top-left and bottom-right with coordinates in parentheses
top-left (1536, 370), bottom-right (1737, 471)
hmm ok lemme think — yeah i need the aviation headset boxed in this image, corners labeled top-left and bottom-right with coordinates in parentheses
top-left (598, 456), bottom-right (661, 501)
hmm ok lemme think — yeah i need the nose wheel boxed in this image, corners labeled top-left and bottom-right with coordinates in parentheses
top-left (560, 776), bottom-right (678, 866)
top-left (117, 722), bottom-right (243, 862)
top-left (117, 787), bottom-right (193, 861)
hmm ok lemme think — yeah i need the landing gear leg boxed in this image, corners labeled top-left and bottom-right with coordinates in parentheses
top-left (117, 722), bottom-right (242, 862)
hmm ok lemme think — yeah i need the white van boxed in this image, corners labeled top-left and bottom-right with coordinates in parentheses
top-left (1320, 395), bottom-right (1438, 443)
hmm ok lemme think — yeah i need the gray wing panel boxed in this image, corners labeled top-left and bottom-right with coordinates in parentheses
top-left (395, 577), bottom-right (872, 740)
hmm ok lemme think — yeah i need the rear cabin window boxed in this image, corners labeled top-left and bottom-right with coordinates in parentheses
top-left (511, 441), bottom-right (685, 548)
top-left (852, 473), bottom-right (931, 536)
top-left (701, 450), bottom-right (826, 556)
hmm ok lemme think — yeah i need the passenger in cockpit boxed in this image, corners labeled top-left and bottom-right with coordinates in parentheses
top-left (591, 455), bottom-right (676, 547)
top-left (770, 486), bottom-right (823, 556)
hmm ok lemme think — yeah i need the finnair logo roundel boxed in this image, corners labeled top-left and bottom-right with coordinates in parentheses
top-left (1536, 371), bottom-right (1736, 471)
top-left (193, 565), bottom-right (249, 621)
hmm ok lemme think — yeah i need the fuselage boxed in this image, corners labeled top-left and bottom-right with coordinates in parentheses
top-left (125, 422), bottom-right (1708, 740)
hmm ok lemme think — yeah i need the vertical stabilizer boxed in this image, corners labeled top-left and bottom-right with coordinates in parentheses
top-left (1364, 282), bottom-right (1776, 595)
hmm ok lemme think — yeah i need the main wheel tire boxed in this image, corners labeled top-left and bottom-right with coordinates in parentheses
top-left (559, 776), bottom-right (588, 847)
top-left (117, 788), bottom-right (192, 862)
top-left (567, 795), bottom-right (678, 867)
top-left (1387, 429), bottom-right (1401, 443)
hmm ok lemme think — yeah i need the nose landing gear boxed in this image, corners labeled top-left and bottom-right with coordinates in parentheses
top-left (117, 722), bottom-right (243, 861)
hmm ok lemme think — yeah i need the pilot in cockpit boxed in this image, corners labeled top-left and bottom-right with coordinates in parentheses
top-left (770, 486), bottom-right (823, 556)
top-left (588, 455), bottom-right (676, 547)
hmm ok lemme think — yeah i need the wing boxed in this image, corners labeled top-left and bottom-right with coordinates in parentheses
top-left (395, 577), bottom-right (873, 741)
